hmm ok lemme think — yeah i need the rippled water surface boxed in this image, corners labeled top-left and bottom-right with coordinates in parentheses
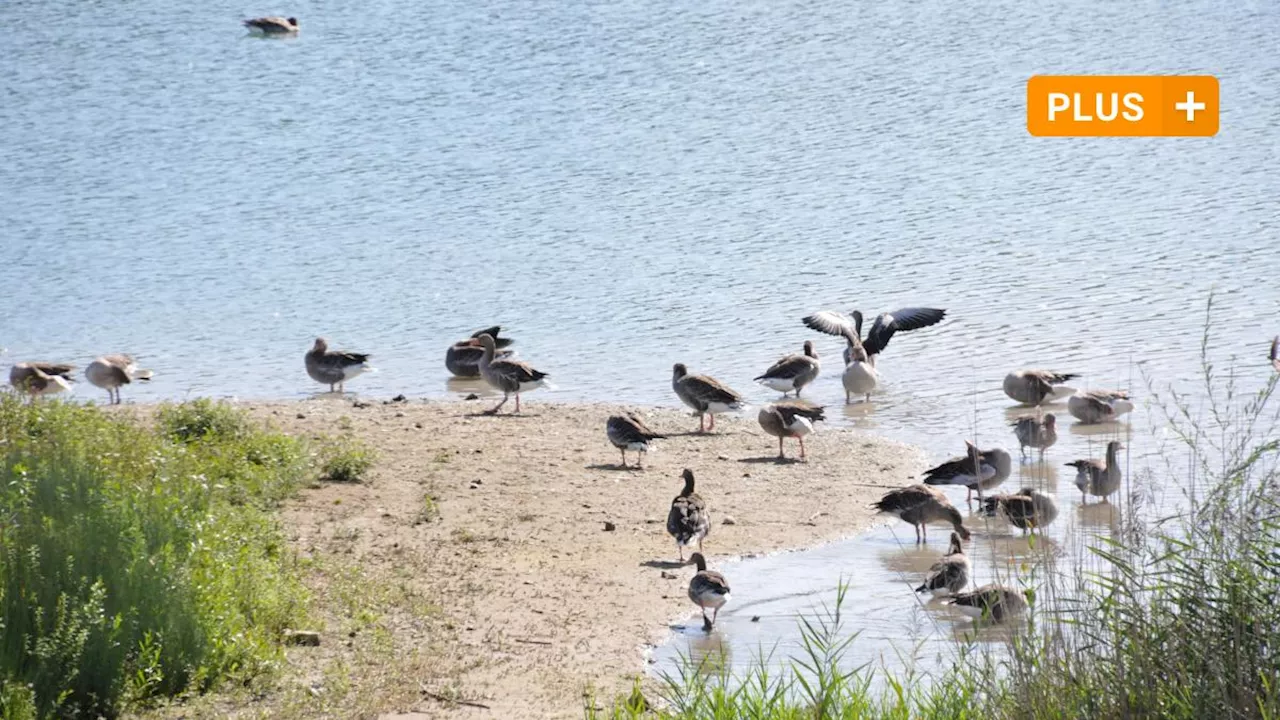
top-left (4, 0), bottom-right (1279, 690)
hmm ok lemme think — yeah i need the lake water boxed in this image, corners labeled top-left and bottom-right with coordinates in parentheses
top-left (4, 0), bottom-right (1279, 692)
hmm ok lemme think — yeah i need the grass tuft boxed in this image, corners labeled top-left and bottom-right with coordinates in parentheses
top-left (318, 436), bottom-right (376, 484)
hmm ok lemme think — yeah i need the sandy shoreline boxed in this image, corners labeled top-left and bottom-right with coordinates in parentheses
top-left (144, 396), bottom-right (928, 719)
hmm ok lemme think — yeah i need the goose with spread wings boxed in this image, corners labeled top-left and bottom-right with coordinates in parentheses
top-left (801, 307), bottom-right (946, 365)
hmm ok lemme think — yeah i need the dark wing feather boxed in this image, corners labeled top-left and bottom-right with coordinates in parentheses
top-left (683, 375), bottom-right (743, 405)
top-left (470, 326), bottom-right (514, 348)
top-left (31, 362), bottom-right (76, 379)
top-left (871, 485), bottom-right (932, 514)
top-left (333, 351), bottom-right (370, 365)
top-left (490, 358), bottom-right (547, 383)
top-left (863, 307), bottom-right (946, 357)
top-left (754, 354), bottom-right (812, 381)
top-left (774, 399), bottom-right (825, 423)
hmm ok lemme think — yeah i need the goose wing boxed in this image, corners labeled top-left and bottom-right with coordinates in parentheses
top-left (917, 555), bottom-right (967, 594)
top-left (754, 354), bottom-right (815, 381)
top-left (682, 374), bottom-right (744, 405)
top-left (862, 307), bottom-right (946, 357)
top-left (773, 399), bottom-right (825, 424)
top-left (802, 310), bottom-right (857, 338)
top-left (667, 493), bottom-right (708, 541)
top-left (691, 570), bottom-right (730, 596)
top-left (608, 414), bottom-right (664, 444)
top-left (871, 484), bottom-right (939, 514)
top-left (30, 362), bottom-right (76, 379)
top-left (470, 326), bottom-right (514, 349)
top-left (489, 357), bottom-right (547, 384)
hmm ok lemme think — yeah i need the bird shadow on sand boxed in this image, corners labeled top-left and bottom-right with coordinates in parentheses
top-left (460, 411), bottom-right (545, 419)
top-left (739, 456), bottom-right (805, 465)
top-left (640, 559), bottom-right (689, 570)
top-left (585, 463), bottom-right (647, 472)
top-left (664, 430), bottom-right (726, 438)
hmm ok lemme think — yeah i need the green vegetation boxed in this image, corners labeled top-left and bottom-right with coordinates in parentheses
top-left (318, 435), bottom-right (376, 484)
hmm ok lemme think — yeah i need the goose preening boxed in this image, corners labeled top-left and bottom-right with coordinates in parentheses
top-left (244, 16), bottom-right (298, 34)
top-left (476, 333), bottom-right (548, 414)
top-left (842, 342), bottom-right (878, 404)
top-left (85, 355), bottom-right (154, 405)
top-left (757, 400), bottom-right (825, 461)
top-left (445, 326), bottom-right (515, 378)
top-left (754, 341), bottom-right (820, 397)
top-left (914, 531), bottom-right (970, 597)
top-left (922, 442), bottom-right (1013, 503)
top-left (1271, 336), bottom-right (1279, 372)
top-left (1011, 413), bottom-right (1057, 460)
top-left (667, 469), bottom-right (710, 561)
top-left (980, 487), bottom-right (1059, 534)
top-left (671, 364), bottom-right (744, 433)
top-left (946, 584), bottom-right (1029, 622)
top-left (1067, 390), bottom-right (1134, 424)
top-left (9, 362), bottom-right (75, 398)
top-left (1067, 440), bottom-right (1123, 503)
top-left (871, 484), bottom-right (972, 543)
top-left (606, 413), bottom-right (665, 468)
top-left (305, 338), bottom-right (372, 394)
top-left (687, 553), bottom-right (730, 632)
top-left (1002, 370), bottom-right (1078, 406)
top-left (802, 307), bottom-right (947, 366)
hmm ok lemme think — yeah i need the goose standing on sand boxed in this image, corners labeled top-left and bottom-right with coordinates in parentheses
top-left (687, 553), bottom-right (730, 631)
top-left (922, 441), bottom-right (1013, 503)
top-left (667, 469), bottom-right (710, 561)
top-left (305, 338), bottom-right (372, 394)
top-left (754, 341), bottom-right (820, 397)
top-left (85, 355), bottom-right (154, 405)
top-left (981, 487), bottom-right (1059, 534)
top-left (1003, 370), bottom-right (1078, 406)
top-left (1067, 440), bottom-right (1123, 503)
top-left (9, 362), bottom-right (76, 398)
top-left (606, 413), bottom-right (665, 468)
top-left (946, 584), bottom-right (1029, 622)
top-left (476, 333), bottom-right (548, 414)
top-left (1067, 390), bottom-right (1134, 424)
top-left (757, 400), bottom-right (825, 461)
top-left (446, 326), bottom-right (515, 378)
top-left (672, 364), bottom-right (744, 433)
top-left (802, 307), bottom-right (947, 366)
top-left (915, 531), bottom-right (970, 597)
top-left (1012, 413), bottom-right (1057, 460)
top-left (243, 16), bottom-right (298, 34)
top-left (872, 484), bottom-right (972, 543)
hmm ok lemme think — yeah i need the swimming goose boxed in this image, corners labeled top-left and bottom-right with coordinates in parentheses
top-left (476, 333), bottom-right (548, 414)
top-left (244, 16), bottom-right (298, 34)
top-left (754, 341), bottom-right (820, 396)
top-left (445, 326), bottom-right (515, 378)
top-left (802, 307), bottom-right (947, 365)
top-left (672, 364), bottom-right (744, 433)
top-left (606, 413), bottom-right (665, 468)
top-left (757, 400), bottom-right (825, 461)
top-left (842, 342), bottom-right (879, 403)
top-left (946, 584), bottom-right (1029, 622)
top-left (1011, 413), bottom-right (1057, 460)
top-left (914, 531), bottom-right (970, 597)
top-left (871, 484), bottom-right (972, 543)
top-left (1002, 370), bottom-right (1078, 406)
top-left (981, 487), bottom-right (1059, 534)
top-left (667, 469), bottom-right (710, 561)
top-left (1067, 440), bottom-right (1123, 502)
top-left (922, 442), bottom-right (1013, 503)
top-left (1271, 336), bottom-right (1279, 372)
top-left (1067, 390), bottom-right (1134, 424)
top-left (9, 362), bottom-right (75, 397)
top-left (85, 355), bottom-right (154, 405)
top-left (687, 553), bottom-right (730, 631)
top-left (305, 338), bottom-right (371, 393)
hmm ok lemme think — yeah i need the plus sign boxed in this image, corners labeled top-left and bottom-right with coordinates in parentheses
top-left (1175, 91), bottom-right (1206, 122)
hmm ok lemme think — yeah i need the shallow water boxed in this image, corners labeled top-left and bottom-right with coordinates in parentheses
top-left (3, 0), bottom-right (1279, 691)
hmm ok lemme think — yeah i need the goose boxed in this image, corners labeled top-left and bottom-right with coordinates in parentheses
top-left (305, 338), bottom-right (371, 393)
top-left (1067, 390), bottom-right (1134, 424)
top-left (687, 553), bottom-right (730, 631)
top-left (914, 531), bottom-right (970, 597)
top-left (476, 333), bottom-right (548, 414)
top-left (757, 400), bottom-right (825, 461)
top-left (842, 342), bottom-right (879, 404)
top-left (1067, 440), bottom-right (1123, 503)
top-left (754, 341), bottom-right (819, 396)
top-left (672, 364), bottom-right (744, 433)
top-left (922, 441), bottom-right (1013, 503)
top-left (606, 413), bottom-right (665, 468)
top-left (667, 469), bottom-right (710, 561)
top-left (85, 355), bottom-right (154, 405)
top-left (946, 584), bottom-right (1029, 622)
top-left (9, 362), bottom-right (75, 397)
top-left (243, 16), bottom-right (298, 34)
top-left (1271, 336), bottom-right (1279, 372)
top-left (445, 326), bottom-right (515, 378)
top-left (1003, 370), bottom-right (1078, 406)
top-left (1011, 413), bottom-right (1057, 460)
top-left (802, 307), bottom-right (947, 366)
top-left (871, 484), bottom-right (972, 543)
top-left (980, 487), bottom-right (1059, 534)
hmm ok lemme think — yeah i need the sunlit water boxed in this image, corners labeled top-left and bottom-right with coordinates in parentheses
top-left (3, 0), bottom-right (1279, 691)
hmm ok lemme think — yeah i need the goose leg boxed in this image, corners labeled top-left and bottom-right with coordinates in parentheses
top-left (914, 524), bottom-right (922, 543)
top-left (865, 393), bottom-right (871, 402)
top-left (708, 414), bottom-right (716, 432)
top-left (329, 383), bottom-right (335, 393)
top-left (846, 390), bottom-right (851, 404)
top-left (619, 448), bottom-right (627, 467)
top-left (678, 545), bottom-right (685, 562)
top-left (637, 450), bottom-right (645, 469)
top-left (798, 436), bottom-right (807, 461)
top-left (699, 414), bottom-right (706, 433)
top-left (487, 393), bottom-right (509, 415)
top-left (777, 436), bottom-right (785, 459)
top-left (514, 393), bottom-right (522, 413)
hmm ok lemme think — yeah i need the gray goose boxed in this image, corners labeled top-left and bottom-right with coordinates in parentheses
top-left (1011, 413), bottom-right (1058, 460)
top-left (606, 413), bottom-right (665, 468)
top-left (922, 441), bottom-right (1013, 503)
top-left (304, 338), bottom-right (371, 393)
top-left (754, 341), bottom-right (820, 397)
top-left (1002, 370), bottom-right (1078, 406)
top-left (85, 355), bottom-right (154, 405)
top-left (687, 552), bottom-right (730, 631)
top-left (802, 307), bottom-right (947, 366)
top-left (446, 326), bottom-right (515, 378)
top-left (244, 16), bottom-right (298, 34)
top-left (1067, 390), bottom-right (1134, 424)
top-left (476, 333), bottom-right (548, 414)
top-left (757, 400), bottom-right (825, 461)
top-left (1068, 440), bottom-right (1123, 503)
top-left (981, 487), bottom-right (1059, 534)
top-left (672, 364), bottom-right (744, 433)
top-left (872, 484), bottom-right (972, 543)
top-left (667, 469), bottom-right (710, 561)
top-left (9, 362), bottom-right (75, 397)
top-left (946, 584), bottom-right (1029, 622)
top-left (915, 531), bottom-right (970, 597)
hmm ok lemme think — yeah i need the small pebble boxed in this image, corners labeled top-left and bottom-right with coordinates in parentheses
top-left (717, 454), bottom-right (730, 461)
top-left (414, 422), bottom-right (423, 429)
top-left (296, 413), bottom-right (306, 419)
top-left (352, 400), bottom-right (370, 409)
top-left (391, 394), bottom-right (407, 403)
top-left (395, 411), bottom-right (405, 418)
top-left (751, 616), bottom-right (761, 622)
top-left (603, 521), bottom-right (616, 532)
top-left (722, 516), bottom-right (737, 526)
top-left (465, 393), bottom-right (479, 401)
top-left (660, 571), bottom-right (676, 580)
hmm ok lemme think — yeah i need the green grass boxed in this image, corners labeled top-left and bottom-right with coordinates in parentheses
top-left (318, 435), bottom-right (376, 484)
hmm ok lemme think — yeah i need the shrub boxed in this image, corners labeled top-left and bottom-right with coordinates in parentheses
top-left (319, 436), bottom-right (376, 483)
